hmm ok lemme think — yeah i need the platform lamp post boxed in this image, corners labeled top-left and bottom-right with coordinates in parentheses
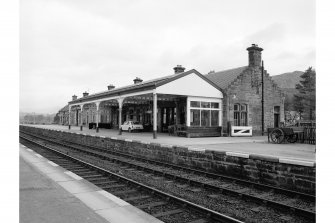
top-left (261, 60), bottom-right (264, 136)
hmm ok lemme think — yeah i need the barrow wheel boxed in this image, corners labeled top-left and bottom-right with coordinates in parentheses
top-left (286, 134), bottom-right (298, 143)
top-left (270, 128), bottom-right (285, 144)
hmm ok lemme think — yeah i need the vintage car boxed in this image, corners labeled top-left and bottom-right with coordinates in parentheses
top-left (120, 121), bottom-right (144, 132)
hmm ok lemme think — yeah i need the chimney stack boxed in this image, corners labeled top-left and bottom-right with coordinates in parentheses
top-left (107, 84), bottom-right (115, 90)
top-left (133, 77), bottom-right (143, 84)
top-left (72, 95), bottom-right (77, 101)
top-left (173, 65), bottom-right (185, 74)
top-left (246, 44), bottom-right (263, 67)
top-left (83, 91), bottom-right (89, 97)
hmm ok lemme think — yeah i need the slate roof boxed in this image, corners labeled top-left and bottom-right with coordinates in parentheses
top-left (206, 66), bottom-right (248, 90)
top-left (69, 74), bottom-right (176, 104)
top-left (69, 69), bottom-right (222, 104)
top-left (59, 105), bottom-right (69, 112)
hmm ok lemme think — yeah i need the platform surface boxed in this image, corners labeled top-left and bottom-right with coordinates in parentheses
top-left (20, 143), bottom-right (162, 223)
top-left (23, 124), bottom-right (316, 163)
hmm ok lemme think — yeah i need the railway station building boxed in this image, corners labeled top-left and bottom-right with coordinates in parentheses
top-left (57, 44), bottom-right (284, 138)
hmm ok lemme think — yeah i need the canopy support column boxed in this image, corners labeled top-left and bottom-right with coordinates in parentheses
top-left (95, 102), bottom-right (100, 132)
top-left (68, 105), bottom-right (71, 130)
top-left (80, 104), bottom-right (84, 131)
top-left (153, 92), bottom-right (157, 139)
top-left (118, 98), bottom-right (124, 135)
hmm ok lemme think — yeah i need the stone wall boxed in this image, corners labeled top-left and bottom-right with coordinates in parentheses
top-left (20, 125), bottom-right (315, 195)
top-left (224, 66), bottom-right (284, 135)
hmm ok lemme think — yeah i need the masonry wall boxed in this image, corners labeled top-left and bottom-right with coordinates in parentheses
top-left (20, 125), bottom-right (315, 195)
top-left (224, 66), bottom-right (284, 135)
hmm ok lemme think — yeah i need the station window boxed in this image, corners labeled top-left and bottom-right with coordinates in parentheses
top-left (233, 103), bottom-right (248, 126)
top-left (190, 101), bottom-right (220, 127)
top-left (274, 106), bottom-right (280, 128)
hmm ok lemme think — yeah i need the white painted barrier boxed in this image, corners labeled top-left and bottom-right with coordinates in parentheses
top-left (231, 126), bottom-right (252, 136)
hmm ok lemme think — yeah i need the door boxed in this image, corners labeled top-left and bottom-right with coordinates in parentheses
top-left (274, 106), bottom-right (280, 127)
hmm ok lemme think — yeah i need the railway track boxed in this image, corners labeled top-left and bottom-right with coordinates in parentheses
top-left (20, 134), bottom-right (242, 223)
top-left (20, 130), bottom-right (315, 222)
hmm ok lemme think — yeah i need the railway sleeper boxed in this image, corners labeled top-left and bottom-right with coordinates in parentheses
top-left (123, 195), bottom-right (151, 202)
top-left (136, 201), bottom-right (167, 209)
top-left (112, 189), bottom-right (137, 196)
top-left (152, 209), bottom-right (184, 218)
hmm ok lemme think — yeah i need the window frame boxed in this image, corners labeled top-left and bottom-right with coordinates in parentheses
top-left (233, 103), bottom-right (248, 126)
top-left (189, 100), bottom-right (221, 127)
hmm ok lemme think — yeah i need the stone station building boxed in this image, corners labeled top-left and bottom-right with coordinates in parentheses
top-left (57, 44), bottom-right (284, 138)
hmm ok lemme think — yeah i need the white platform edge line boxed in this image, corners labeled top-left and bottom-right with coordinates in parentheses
top-left (141, 141), bottom-right (150, 144)
top-left (160, 144), bottom-right (173, 148)
top-left (64, 171), bottom-right (83, 180)
top-left (279, 158), bottom-right (315, 167)
top-left (26, 148), bottom-right (33, 152)
top-left (48, 161), bottom-right (59, 167)
top-left (35, 154), bottom-right (43, 158)
top-left (188, 147), bottom-right (206, 152)
top-left (125, 139), bottom-right (132, 142)
top-left (226, 152), bottom-right (250, 158)
top-left (97, 190), bottom-right (130, 207)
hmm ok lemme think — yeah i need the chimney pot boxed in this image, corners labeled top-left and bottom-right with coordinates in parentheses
top-left (72, 95), bottom-right (77, 101)
top-left (133, 77), bottom-right (143, 84)
top-left (83, 92), bottom-right (89, 97)
top-left (173, 65), bottom-right (185, 74)
top-left (246, 44), bottom-right (263, 67)
top-left (107, 84), bottom-right (115, 90)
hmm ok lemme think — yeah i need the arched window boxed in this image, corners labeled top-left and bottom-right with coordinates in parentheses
top-left (234, 103), bottom-right (248, 126)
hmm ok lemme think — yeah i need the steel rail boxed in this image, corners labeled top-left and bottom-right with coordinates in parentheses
top-left (20, 131), bottom-right (315, 221)
top-left (20, 130), bottom-right (315, 201)
top-left (20, 134), bottom-right (244, 223)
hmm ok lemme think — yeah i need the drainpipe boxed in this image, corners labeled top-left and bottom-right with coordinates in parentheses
top-left (261, 60), bottom-right (264, 135)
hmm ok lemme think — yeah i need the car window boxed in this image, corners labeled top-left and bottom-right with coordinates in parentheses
top-left (123, 121), bottom-right (128, 125)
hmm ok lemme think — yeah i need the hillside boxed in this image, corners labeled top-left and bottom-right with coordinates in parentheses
top-left (271, 71), bottom-right (303, 110)
top-left (271, 71), bottom-right (303, 89)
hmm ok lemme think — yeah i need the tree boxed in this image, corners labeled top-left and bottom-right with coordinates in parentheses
top-left (293, 67), bottom-right (316, 120)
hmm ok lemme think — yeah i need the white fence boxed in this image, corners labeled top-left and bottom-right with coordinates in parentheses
top-left (231, 126), bottom-right (252, 136)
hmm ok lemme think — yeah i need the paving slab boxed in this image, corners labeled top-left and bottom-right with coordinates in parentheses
top-left (20, 143), bottom-right (163, 223)
top-left (20, 149), bottom-right (109, 223)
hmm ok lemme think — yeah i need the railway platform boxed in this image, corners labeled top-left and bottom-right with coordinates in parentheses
top-left (27, 124), bottom-right (316, 163)
top-left (20, 143), bottom-right (162, 223)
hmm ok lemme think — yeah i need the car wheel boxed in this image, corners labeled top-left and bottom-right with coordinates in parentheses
top-left (128, 128), bottom-right (132, 133)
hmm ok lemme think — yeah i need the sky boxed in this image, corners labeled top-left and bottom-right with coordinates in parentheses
top-left (20, 0), bottom-right (315, 114)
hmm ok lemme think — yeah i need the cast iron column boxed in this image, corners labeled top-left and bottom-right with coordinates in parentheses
top-left (153, 93), bottom-right (157, 139)
top-left (95, 102), bottom-right (100, 133)
top-left (68, 105), bottom-right (71, 130)
top-left (80, 104), bottom-right (83, 131)
top-left (118, 98), bottom-right (124, 135)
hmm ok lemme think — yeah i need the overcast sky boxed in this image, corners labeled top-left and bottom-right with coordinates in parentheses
top-left (20, 0), bottom-right (315, 114)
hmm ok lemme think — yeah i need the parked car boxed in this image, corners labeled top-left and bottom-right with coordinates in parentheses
top-left (120, 121), bottom-right (144, 132)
